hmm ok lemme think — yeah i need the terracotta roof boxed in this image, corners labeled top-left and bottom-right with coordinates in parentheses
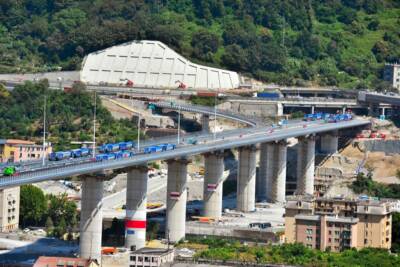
top-left (6, 139), bottom-right (35, 145)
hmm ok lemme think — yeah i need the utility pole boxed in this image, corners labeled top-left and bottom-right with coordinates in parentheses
top-left (177, 104), bottom-right (181, 144)
top-left (92, 91), bottom-right (97, 158)
top-left (42, 95), bottom-right (47, 166)
top-left (214, 89), bottom-right (217, 141)
top-left (132, 89), bottom-right (140, 151)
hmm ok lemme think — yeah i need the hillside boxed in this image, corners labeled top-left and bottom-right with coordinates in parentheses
top-left (0, 1), bottom-right (399, 89)
top-left (0, 81), bottom-right (139, 150)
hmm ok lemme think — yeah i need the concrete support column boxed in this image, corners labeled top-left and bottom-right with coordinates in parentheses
top-left (201, 114), bottom-right (210, 133)
top-left (320, 131), bottom-right (338, 154)
top-left (257, 143), bottom-right (269, 201)
top-left (266, 141), bottom-right (287, 203)
top-left (166, 158), bottom-right (189, 243)
top-left (311, 105), bottom-right (315, 114)
top-left (80, 176), bottom-right (104, 261)
top-left (125, 166), bottom-right (148, 251)
top-left (380, 107), bottom-right (387, 118)
top-left (296, 135), bottom-right (315, 195)
top-left (237, 146), bottom-right (256, 212)
top-left (203, 152), bottom-right (224, 218)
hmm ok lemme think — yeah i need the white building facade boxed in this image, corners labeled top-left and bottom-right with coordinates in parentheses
top-left (384, 63), bottom-right (400, 92)
top-left (80, 40), bottom-right (240, 90)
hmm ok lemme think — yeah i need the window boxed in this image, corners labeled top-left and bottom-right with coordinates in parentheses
top-left (365, 231), bottom-right (368, 236)
top-left (364, 239), bottom-right (368, 245)
top-left (335, 238), bottom-right (339, 243)
top-left (130, 256), bottom-right (136, 261)
top-left (306, 236), bottom-right (313, 241)
top-left (306, 244), bottom-right (312, 248)
top-left (145, 257), bottom-right (149, 262)
top-left (306, 229), bottom-right (313, 234)
top-left (328, 238), bottom-right (331, 243)
top-left (335, 231), bottom-right (340, 236)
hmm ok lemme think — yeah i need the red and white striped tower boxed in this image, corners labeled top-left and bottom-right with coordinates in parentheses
top-left (125, 166), bottom-right (148, 251)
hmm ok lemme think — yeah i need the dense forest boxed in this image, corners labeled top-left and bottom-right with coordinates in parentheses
top-left (0, 81), bottom-right (139, 150)
top-left (0, 1), bottom-right (399, 89)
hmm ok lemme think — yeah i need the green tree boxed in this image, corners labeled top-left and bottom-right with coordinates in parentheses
top-left (191, 30), bottom-right (219, 62)
top-left (46, 193), bottom-right (78, 229)
top-left (20, 185), bottom-right (47, 227)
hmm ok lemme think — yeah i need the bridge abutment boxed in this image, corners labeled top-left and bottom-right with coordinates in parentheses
top-left (203, 152), bottom-right (224, 219)
top-left (237, 146), bottom-right (256, 212)
top-left (125, 166), bottom-right (148, 251)
top-left (79, 176), bottom-right (104, 261)
top-left (166, 158), bottom-right (189, 243)
top-left (296, 136), bottom-right (315, 195)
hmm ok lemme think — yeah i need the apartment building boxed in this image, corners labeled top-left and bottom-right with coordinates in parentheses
top-left (0, 139), bottom-right (51, 232)
top-left (0, 187), bottom-right (19, 232)
top-left (285, 195), bottom-right (392, 251)
top-left (0, 139), bottom-right (52, 163)
top-left (384, 63), bottom-right (400, 92)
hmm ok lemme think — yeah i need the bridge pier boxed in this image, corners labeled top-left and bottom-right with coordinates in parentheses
top-left (80, 176), bottom-right (104, 261)
top-left (320, 131), bottom-right (338, 154)
top-left (203, 152), bottom-right (224, 219)
top-left (201, 114), bottom-right (210, 133)
top-left (166, 158), bottom-right (189, 243)
top-left (237, 146), bottom-right (256, 212)
top-left (257, 143), bottom-right (269, 201)
top-left (125, 166), bottom-right (148, 251)
top-left (266, 141), bottom-right (287, 203)
top-left (296, 135), bottom-right (315, 195)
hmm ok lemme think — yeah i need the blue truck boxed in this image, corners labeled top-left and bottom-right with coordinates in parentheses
top-left (118, 141), bottom-right (134, 150)
top-left (95, 153), bottom-right (116, 161)
top-left (70, 148), bottom-right (90, 158)
top-left (144, 145), bottom-right (163, 154)
top-left (256, 92), bottom-right (280, 99)
top-left (100, 143), bottom-right (120, 153)
top-left (49, 151), bottom-right (72, 161)
top-left (159, 143), bottom-right (176, 151)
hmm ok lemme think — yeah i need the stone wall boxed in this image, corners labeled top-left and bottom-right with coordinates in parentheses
top-left (359, 140), bottom-right (400, 154)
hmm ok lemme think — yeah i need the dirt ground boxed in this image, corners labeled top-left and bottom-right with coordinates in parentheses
top-left (365, 152), bottom-right (400, 183)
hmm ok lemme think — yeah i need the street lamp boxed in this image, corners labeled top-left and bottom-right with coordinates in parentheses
top-left (92, 91), bottom-right (97, 158)
top-left (177, 104), bottom-right (181, 144)
top-left (42, 96), bottom-right (47, 166)
top-left (132, 89), bottom-right (141, 151)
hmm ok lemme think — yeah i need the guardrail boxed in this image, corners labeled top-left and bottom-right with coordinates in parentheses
top-left (0, 119), bottom-right (370, 188)
top-left (150, 101), bottom-right (260, 127)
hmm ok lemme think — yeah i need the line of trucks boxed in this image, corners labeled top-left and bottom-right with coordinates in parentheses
top-left (1, 141), bottom-right (177, 176)
top-left (303, 112), bottom-right (353, 122)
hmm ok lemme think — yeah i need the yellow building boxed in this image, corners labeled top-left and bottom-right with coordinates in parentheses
top-left (0, 139), bottom-right (52, 232)
top-left (285, 195), bottom-right (392, 251)
top-left (0, 139), bottom-right (52, 163)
